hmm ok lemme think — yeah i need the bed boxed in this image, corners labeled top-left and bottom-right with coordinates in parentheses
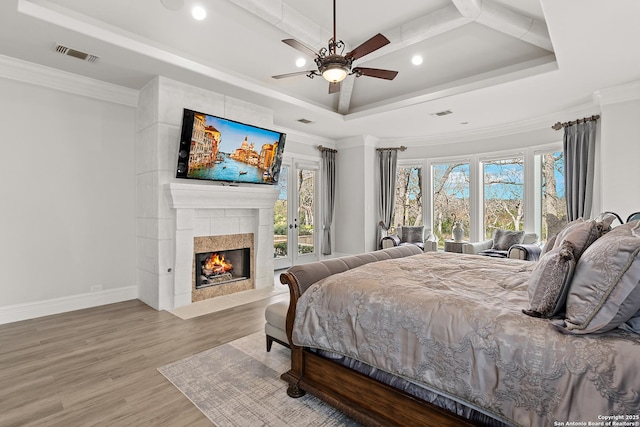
top-left (279, 220), bottom-right (640, 427)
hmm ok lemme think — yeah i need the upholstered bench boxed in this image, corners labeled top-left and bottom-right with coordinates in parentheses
top-left (264, 300), bottom-right (289, 351)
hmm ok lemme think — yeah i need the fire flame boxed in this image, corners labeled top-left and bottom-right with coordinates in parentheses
top-left (204, 253), bottom-right (233, 275)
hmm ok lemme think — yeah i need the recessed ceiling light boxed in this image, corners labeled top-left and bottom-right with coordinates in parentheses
top-left (192, 5), bottom-right (207, 20)
top-left (295, 58), bottom-right (306, 68)
top-left (411, 55), bottom-right (423, 66)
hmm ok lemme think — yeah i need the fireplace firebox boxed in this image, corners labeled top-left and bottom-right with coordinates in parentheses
top-left (195, 248), bottom-right (250, 289)
top-left (192, 233), bottom-right (254, 302)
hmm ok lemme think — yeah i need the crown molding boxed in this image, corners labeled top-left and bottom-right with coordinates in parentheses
top-left (593, 80), bottom-right (640, 106)
top-left (379, 102), bottom-right (598, 147)
top-left (0, 54), bottom-right (139, 106)
top-left (335, 135), bottom-right (380, 150)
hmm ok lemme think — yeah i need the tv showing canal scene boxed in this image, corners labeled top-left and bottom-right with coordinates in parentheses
top-left (176, 109), bottom-right (286, 185)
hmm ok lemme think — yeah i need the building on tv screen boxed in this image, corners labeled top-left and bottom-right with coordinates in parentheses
top-left (186, 113), bottom-right (283, 184)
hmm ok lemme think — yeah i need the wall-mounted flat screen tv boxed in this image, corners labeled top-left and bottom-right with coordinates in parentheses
top-left (176, 108), bottom-right (286, 185)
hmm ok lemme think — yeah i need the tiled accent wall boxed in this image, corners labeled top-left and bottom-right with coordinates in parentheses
top-left (136, 76), bottom-right (277, 310)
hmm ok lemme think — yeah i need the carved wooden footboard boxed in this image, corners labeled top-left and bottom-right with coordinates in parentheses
top-left (279, 246), bottom-right (477, 427)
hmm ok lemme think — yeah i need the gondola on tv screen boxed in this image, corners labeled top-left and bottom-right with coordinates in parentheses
top-left (176, 108), bottom-right (286, 185)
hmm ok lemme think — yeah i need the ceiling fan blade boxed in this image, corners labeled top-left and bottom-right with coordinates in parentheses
top-left (282, 39), bottom-right (318, 58)
top-left (328, 81), bottom-right (341, 94)
top-left (346, 34), bottom-right (390, 60)
top-left (353, 67), bottom-right (398, 80)
top-left (272, 70), bottom-right (316, 79)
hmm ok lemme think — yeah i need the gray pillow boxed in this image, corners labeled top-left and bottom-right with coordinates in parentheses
top-left (491, 229), bottom-right (525, 251)
top-left (524, 241), bottom-right (576, 318)
top-left (541, 233), bottom-right (557, 256)
top-left (552, 218), bottom-right (600, 261)
top-left (553, 221), bottom-right (640, 334)
top-left (401, 226), bottom-right (424, 244)
top-left (620, 311), bottom-right (640, 334)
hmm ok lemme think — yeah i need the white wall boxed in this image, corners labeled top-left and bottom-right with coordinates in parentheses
top-left (394, 127), bottom-right (560, 160)
top-left (0, 75), bottom-right (137, 323)
top-left (334, 136), bottom-right (377, 254)
top-left (598, 95), bottom-right (640, 220)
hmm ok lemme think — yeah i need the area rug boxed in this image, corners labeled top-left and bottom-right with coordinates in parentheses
top-left (158, 332), bottom-right (360, 426)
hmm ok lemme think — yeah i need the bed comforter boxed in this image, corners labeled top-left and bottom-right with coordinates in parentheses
top-left (292, 252), bottom-right (640, 427)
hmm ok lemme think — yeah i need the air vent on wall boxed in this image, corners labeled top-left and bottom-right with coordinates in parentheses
top-left (54, 44), bottom-right (99, 63)
top-left (432, 109), bottom-right (453, 117)
top-left (297, 118), bottom-right (314, 124)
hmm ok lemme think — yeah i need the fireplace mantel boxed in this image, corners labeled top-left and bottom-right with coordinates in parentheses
top-left (164, 182), bottom-right (279, 210)
top-left (163, 182), bottom-right (279, 308)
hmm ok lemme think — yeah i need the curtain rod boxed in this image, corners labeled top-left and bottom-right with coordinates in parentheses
top-left (376, 146), bottom-right (407, 152)
top-left (317, 145), bottom-right (337, 153)
top-left (551, 115), bottom-right (600, 131)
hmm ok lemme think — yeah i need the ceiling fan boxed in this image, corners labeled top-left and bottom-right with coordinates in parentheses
top-left (271, 0), bottom-right (398, 94)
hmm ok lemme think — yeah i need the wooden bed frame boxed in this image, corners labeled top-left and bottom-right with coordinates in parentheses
top-left (279, 249), bottom-right (479, 427)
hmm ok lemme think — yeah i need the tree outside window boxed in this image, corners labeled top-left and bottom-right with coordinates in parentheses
top-left (433, 163), bottom-right (470, 247)
top-left (483, 157), bottom-right (524, 238)
top-left (391, 166), bottom-right (422, 235)
top-left (297, 168), bottom-right (315, 255)
top-left (540, 151), bottom-right (567, 242)
top-left (273, 165), bottom-right (288, 258)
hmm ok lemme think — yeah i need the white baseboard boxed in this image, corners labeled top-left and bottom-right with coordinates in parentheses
top-left (0, 286), bottom-right (139, 325)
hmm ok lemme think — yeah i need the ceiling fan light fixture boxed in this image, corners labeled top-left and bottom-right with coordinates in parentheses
top-left (322, 64), bottom-right (348, 83)
top-left (272, 1), bottom-right (397, 93)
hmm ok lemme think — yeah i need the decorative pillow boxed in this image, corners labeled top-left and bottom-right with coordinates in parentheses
top-left (553, 221), bottom-right (640, 334)
top-left (552, 218), bottom-right (600, 261)
top-left (540, 233), bottom-right (557, 256)
top-left (595, 211), bottom-right (621, 231)
top-left (523, 241), bottom-right (576, 318)
top-left (401, 226), bottom-right (424, 244)
top-left (491, 229), bottom-right (525, 251)
top-left (620, 311), bottom-right (640, 334)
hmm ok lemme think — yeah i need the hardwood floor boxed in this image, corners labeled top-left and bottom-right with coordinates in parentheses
top-left (0, 295), bottom-right (287, 426)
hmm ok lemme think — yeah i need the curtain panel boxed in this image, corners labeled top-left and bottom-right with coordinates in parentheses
top-left (563, 120), bottom-right (597, 221)
top-left (377, 150), bottom-right (398, 249)
top-left (321, 150), bottom-right (336, 255)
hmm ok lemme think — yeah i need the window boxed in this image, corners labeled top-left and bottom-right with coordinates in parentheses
top-left (273, 165), bottom-right (289, 259)
top-left (425, 145), bottom-right (564, 245)
top-left (539, 150), bottom-right (567, 242)
top-left (483, 157), bottom-right (524, 238)
top-left (392, 166), bottom-right (422, 234)
top-left (297, 168), bottom-right (315, 255)
top-left (432, 162), bottom-right (470, 246)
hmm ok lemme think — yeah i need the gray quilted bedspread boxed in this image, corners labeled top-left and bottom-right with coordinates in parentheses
top-left (292, 252), bottom-right (640, 427)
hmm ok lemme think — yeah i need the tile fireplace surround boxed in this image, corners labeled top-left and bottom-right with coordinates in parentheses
top-left (164, 182), bottom-right (279, 309)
